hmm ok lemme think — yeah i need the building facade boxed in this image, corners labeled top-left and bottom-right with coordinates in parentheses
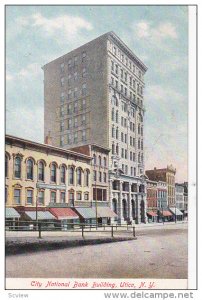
top-left (146, 180), bottom-right (158, 222)
top-left (5, 135), bottom-right (92, 209)
top-left (43, 31), bottom-right (148, 224)
top-left (175, 183), bottom-right (185, 212)
top-left (146, 165), bottom-right (176, 208)
top-left (157, 181), bottom-right (168, 209)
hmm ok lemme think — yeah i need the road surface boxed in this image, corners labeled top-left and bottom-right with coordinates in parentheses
top-left (6, 223), bottom-right (188, 279)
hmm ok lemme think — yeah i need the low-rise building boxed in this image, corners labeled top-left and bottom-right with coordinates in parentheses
top-left (146, 180), bottom-right (158, 222)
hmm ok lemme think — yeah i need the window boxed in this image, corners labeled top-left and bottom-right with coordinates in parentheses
top-left (60, 63), bottom-right (64, 72)
top-left (115, 64), bottom-right (118, 75)
top-left (99, 171), bottom-right (102, 182)
top-left (74, 87), bottom-right (78, 98)
top-left (116, 127), bottom-right (119, 139)
top-left (14, 189), bottom-right (21, 204)
top-left (93, 154), bottom-right (96, 165)
top-left (5, 155), bottom-right (8, 177)
top-left (82, 130), bottom-right (86, 141)
top-left (116, 110), bottom-right (119, 123)
top-left (38, 161), bottom-right (45, 181)
top-left (125, 165), bottom-right (128, 175)
top-left (82, 114), bottom-right (86, 125)
top-left (60, 165), bottom-right (66, 184)
top-left (103, 172), bottom-right (107, 183)
top-left (103, 157), bottom-right (107, 167)
top-left (111, 60), bottom-right (114, 72)
top-left (50, 163), bottom-right (57, 183)
top-left (68, 59), bottom-right (72, 68)
top-left (27, 159), bottom-right (34, 180)
top-left (67, 103), bottom-right (72, 114)
top-left (125, 150), bottom-right (127, 159)
top-left (84, 170), bottom-right (90, 186)
top-left (116, 144), bottom-right (119, 155)
top-left (60, 77), bottom-right (64, 87)
top-left (82, 51), bottom-right (86, 62)
top-left (77, 168), bottom-right (82, 185)
top-left (67, 118), bottom-right (72, 129)
top-left (82, 99), bottom-right (86, 109)
top-left (50, 191), bottom-right (56, 203)
top-left (82, 67), bottom-right (86, 78)
top-left (82, 83), bottom-right (87, 96)
top-left (68, 74), bottom-right (72, 85)
top-left (77, 192), bottom-right (82, 201)
top-left (112, 108), bottom-right (115, 121)
top-left (60, 192), bottom-right (66, 203)
top-left (60, 121), bottom-right (64, 132)
top-left (60, 92), bottom-right (65, 103)
top-left (131, 167), bottom-right (133, 176)
top-left (98, 156), bottom-right (102, 166)
top-left (93, 170), bottom-right (97, 181)
top-left (68, 89), bottom-right (72, 100)
top-left (27, 190), bottom-right (33, 205)
top-left (74, 117), bottom-right (78, 128)
top-left (74, 56), bottom-right (78, 66)
top-left (38, 190), bottom-right (44, 205)
top-left (14, 157), bottom-right (21, 178)
top-left (74, 132), bottom-right (78, 143)
top-left (74, 72), bottom-right (78, 81)
top-left (69, 167), bottom-right (74, 185)
top-left (60, 106), bottom-right (64, 117)
top-left (112, 143), bottom-right (115, 154)
top-left (84, 193), bottom-right (89, 200)
top-left (74, 101), bottom-right (78, 113)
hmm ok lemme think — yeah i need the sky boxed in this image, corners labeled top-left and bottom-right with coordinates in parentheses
top-left (5, 5), bottom-right (188, 182)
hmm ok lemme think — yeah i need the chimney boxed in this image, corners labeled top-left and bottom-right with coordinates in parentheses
top-left (45, 131), bottom-right (52, 145)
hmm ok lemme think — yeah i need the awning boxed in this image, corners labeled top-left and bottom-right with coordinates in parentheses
top-left (169, 207), bottom-right (183, 216)
top-left (159, 210), bottom-right (173, 217)
top-left (96, 207), bottom-right (118, 218)
top-left (75, 207), bottom-right (96, 219)
top-left (49, 207), bottom-right (79, 220)
top-left (6, 207), bottom-right (20, 218)
top-left (147, 211), bottom-right (158, 217)
top-left (24, 211), bottom-right (56, 220)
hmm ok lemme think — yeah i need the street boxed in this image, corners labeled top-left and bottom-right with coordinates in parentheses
top-left (6, 223), bottom-right (188, 279)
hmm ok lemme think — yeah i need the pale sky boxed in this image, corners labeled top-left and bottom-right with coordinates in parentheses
top-left (6, 5), bottom-right (188, 182)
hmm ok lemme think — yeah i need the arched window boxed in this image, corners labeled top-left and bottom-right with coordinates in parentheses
top-left (60, 165), bottom-right (66, 184)
top-left (112, 108), bottom-right (114, 121)
top-left (84, 170), bottom-right (90, 187)
top-left (69, 167), bottom-right (74, 185)
top-left (93, 154), bottom-right (96, 165)
top-left (112, 143), bottom-right (115, 155)
top-left (5, 155), bottom-right (8, 178)
top-left (116, 110), bottom-right (119, 123)
top-left (14, 157), bottom-right (21, 179)
top-left (77, 168), bottom-right (82, 185)
top-left (38, 161), bottom-right (44, 181)
top-left (103, 157), bottom-right (106, 167)
top-left (50, 163), bottom-right (57, 183)
top-left (98, 155), bottom-right (102, 166)
top-left (27, 159), bottom-right (34, 180)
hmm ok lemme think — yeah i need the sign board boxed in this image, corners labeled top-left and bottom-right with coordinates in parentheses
top-left (36, 183), bottom-right (66, 190)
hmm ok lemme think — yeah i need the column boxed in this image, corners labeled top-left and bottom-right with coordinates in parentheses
top-left (118, 180), bottom-right (123, 224)
top-left (128, 182), bottom-right (132, 222)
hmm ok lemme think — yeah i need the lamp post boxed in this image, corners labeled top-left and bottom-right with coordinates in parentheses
top-left (36, 187), bottom-right (39, 228)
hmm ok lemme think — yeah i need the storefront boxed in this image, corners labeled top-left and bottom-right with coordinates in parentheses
top-left (74, 207), bottom-right (97, 225)
top-left (158, 209), bottom-right (173, 222)
top-left (169, 207), bottom-right (183, 221)
top-left (48, 207), bottom-right (79, 229)
top-left (147, 211), bottom-right (158, 223)
top-left (5, 207), bottom-right (20, 229)
top-left (96, 206), bottom-right (118, 226)
top-left (22, 210), bottom-right (56, 229)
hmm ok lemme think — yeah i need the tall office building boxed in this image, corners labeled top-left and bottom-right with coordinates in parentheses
top-left (43, 32), bottom-right (148, 223)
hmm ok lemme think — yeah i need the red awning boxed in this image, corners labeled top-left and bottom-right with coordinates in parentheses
top-left (147, 211), bottom-right (158, 217)
top-left (48, 208), bottom-right (79, 220)
top-left (161, 210), bottom-right (173, 217)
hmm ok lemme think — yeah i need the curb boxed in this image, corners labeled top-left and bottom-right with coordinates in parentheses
top-left (6, 236), bottom-right (137, 256)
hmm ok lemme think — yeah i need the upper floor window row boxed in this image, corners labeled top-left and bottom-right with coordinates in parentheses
top-left (6, 156), bottom-right (90, 186)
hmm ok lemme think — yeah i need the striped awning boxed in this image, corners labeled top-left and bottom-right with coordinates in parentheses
top-left (169, 207), bottom-right (183, 216)
top-left (96, 207), bottom-right (117, 218)
top-left (75, 207), bottom-right (96, 219)
top-left (6, 207), bottom-right (20, 218)
top-left (48, 207), bottom-right (79, 220)
top-left (24, 211), bottom-right (56, 220)
top-left (159, 210), bottom-right (173, 217)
